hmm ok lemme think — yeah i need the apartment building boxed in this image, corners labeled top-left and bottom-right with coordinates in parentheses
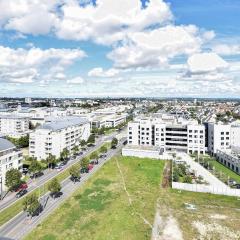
top-left (29, 117), bottom-right (90, 160)
top-left (0, 115), bottom-right (29, 135)
top-left (91, 114), bottom-right (127, 129)
top-left (128, 116), bottom-right (205, 155)
top-left (0, 138), bottom-right (23, 193)
top-left (215, 146), bottom-right (240, 174)
top-left (207, 123), bottom-right (240, 155)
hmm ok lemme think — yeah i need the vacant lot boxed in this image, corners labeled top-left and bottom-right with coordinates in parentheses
top-left (25, 155), bottom-right (240, 240)
top-left (156, 189), bottom-right (240, 240)
top-left (25, 156), bottom-right (165, 240)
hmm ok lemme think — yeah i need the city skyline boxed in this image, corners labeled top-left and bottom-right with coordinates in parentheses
top-left (0, 0), bottom-right (240, 98)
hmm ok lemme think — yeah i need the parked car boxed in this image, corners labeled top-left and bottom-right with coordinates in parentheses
top-left (233, 183), bottom-right (240, 189)
top-left (16, 189), bottom-right (28, 198)
top-left (80, 168), bottom-right (89, 173)
top-left (15, 183), bottom-right (28, 192)
top-left (88, 164), bottom-right (94, 171)
top-left (22, 168), bottom-right (29, 174)
top-left (30, 172), bottom-right (44, 179)
top-left (90, 160), bottom-right (99, 165)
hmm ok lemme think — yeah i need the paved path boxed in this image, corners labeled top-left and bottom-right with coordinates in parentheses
top-left (0, 138), bottom-right (126, 240)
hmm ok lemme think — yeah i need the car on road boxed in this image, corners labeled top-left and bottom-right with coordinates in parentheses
top-left (22, 168), bottom-right (29, 174)
top-left (30, 172), bottom-right (44, 179)
top-left (16, 189), bottom-right (28, 198)
top-left (90, 160), bottom-right (99, 165)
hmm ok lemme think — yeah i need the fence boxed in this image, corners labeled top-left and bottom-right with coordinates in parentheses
top-left (172, 182), bottom-right (240, 197)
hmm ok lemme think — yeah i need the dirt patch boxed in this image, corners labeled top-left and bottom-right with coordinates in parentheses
top-left (193, 221), bottom-right (240, 240)
top-left (162, 161), bottom-right (171, 188)
top-left (152, 208), bottom-right (183, 240)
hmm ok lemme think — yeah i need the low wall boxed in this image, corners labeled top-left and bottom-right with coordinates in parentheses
top-left (172, 182), bottom-right (240, 197)
top-left (122, 148), bottom-right (172, 160)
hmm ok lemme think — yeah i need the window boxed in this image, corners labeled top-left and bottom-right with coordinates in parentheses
top-left (200, 130), bottom-right (203, 133)
top-left (221, 137), bottom-right (224, 140)
top-left (156, 128), bottom-right (159, 131)
top-left (221, 132), bottom-right (224, 135)
top-left (226, 132), bottom-right (229, 135)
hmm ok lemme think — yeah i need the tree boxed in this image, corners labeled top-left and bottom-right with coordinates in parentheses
top-left (69, 165), bottom-right (80, 182)
top-left (111, 137), bottom-right (118, 148)
top-left (23, 194), bottom-right (41, 217)
top-left (48, 178), bottom-right (61, 198)
top-left (72, 145), bottom-right (79, 156)
top-left (5, 169), bottom-right (22, 191)
top-left (60, 148), bottom-right (70, 161)
top-left (87, 134), bottom-right (95, 145)
top-left (80, 140), bottom-right (87, 147)
top-left (90, 152), bottom-right (98, 160)
top-left (46, 154), bottom-right (57, 169)
top-left (183, 176), bottom-right (192, 184)
top-left (99, 145), bottom-right (108, 154)
top-left (80, 157), bottom-right (89, 170)
top-left (29, 160), bottom-right (42, 177)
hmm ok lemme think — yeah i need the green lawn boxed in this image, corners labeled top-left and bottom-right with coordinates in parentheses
top-left (203, 155), bottom-right (240, 183)
top-left (0, 142), bottom-right (110, 227)
top-left (25, 156), bottom-right (165, 240)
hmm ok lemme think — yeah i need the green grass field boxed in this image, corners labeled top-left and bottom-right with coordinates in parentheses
top-left (0, 143), bottom-right (110, 227)
top-left (24, 154), bottom-right (240, 240)
top-left (25, 157), bottom-right (165, 240)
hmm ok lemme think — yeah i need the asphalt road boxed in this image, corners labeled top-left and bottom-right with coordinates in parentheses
top-left (0, 137), bottom-right (126, 240)
top-left (0, 132), bottom-right (118, 213)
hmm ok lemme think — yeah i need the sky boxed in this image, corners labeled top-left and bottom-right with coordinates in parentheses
top-left (0, 0), bottom-right (240, 98)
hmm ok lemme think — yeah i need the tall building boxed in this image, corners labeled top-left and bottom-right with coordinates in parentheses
top-left (207, 122), bottom-right (240, 155)
top-left (29, 117), bottom-right (90, 160)
top-left (128, 115), bottom-right (205, 155)
top-left (0, 138), bottom-right (23, 193)
top-left (0, 115), bottom-right (29, 135)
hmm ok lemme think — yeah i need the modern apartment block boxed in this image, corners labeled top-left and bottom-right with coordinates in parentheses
top-left (0, 138), bottom-right (23, 193)
top-left (91, 114), bottom-right (127, 129)
top-left (215, 146), bottom-right (240, 174)
top-left (0, 115), bottom-right (29, 135)
top-left (128, 116), bottom-right (205, 155)
top-left (207, 123), bottom-right (240, 155)
top-left (29, 117), bottom-right (90, 160)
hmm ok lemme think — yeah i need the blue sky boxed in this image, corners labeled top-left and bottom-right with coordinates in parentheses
top-left (0, 0), bottom-right (240, 98)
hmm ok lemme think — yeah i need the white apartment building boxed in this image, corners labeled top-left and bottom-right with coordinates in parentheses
top-left (29, 117), bottom-right (90, 160)
top-left (0, 138), bottom-right (23, 193)
top-left (0, 115), bottom-right (29, 135)
top-left (207, 123), bottom-right (240, 155)
top-left (215, 146), bottom-right (240, 174)
top-left (91, 114), bottom-right (127, 129)
top-left (128, 116), bottom-right (205, 155)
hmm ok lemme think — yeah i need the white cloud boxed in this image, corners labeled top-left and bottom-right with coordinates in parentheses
top-left (0, 45), bottom-right (86, 83)
top-left (67, 77), bottom-right (84, 84)
top-left (187, 53), bottom-right (228, 74)
top-left (0, 0), bottom-right (59, 35)
top-left (88, 67), bottom-right (119, 77)
top-left (56, 0), bottom-right (173, 44)
top-left (212, 44), bottom-right (240, 56)
top-left (108, 25), bottom-right (205, 68)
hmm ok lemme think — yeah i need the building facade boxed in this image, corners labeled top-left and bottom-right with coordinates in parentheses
top-left (128, 117), bottom-right (205, 155)
top-left (207, 123), bottom-right (240, 155)
top-left (0, 138), bottom-right (23, 193)
top-left (29, 117), bottom-right (90, 160)
top-left (0, 115), bottom-right (29, 135)
top-left (215, 147), bottom-right (240, 175)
